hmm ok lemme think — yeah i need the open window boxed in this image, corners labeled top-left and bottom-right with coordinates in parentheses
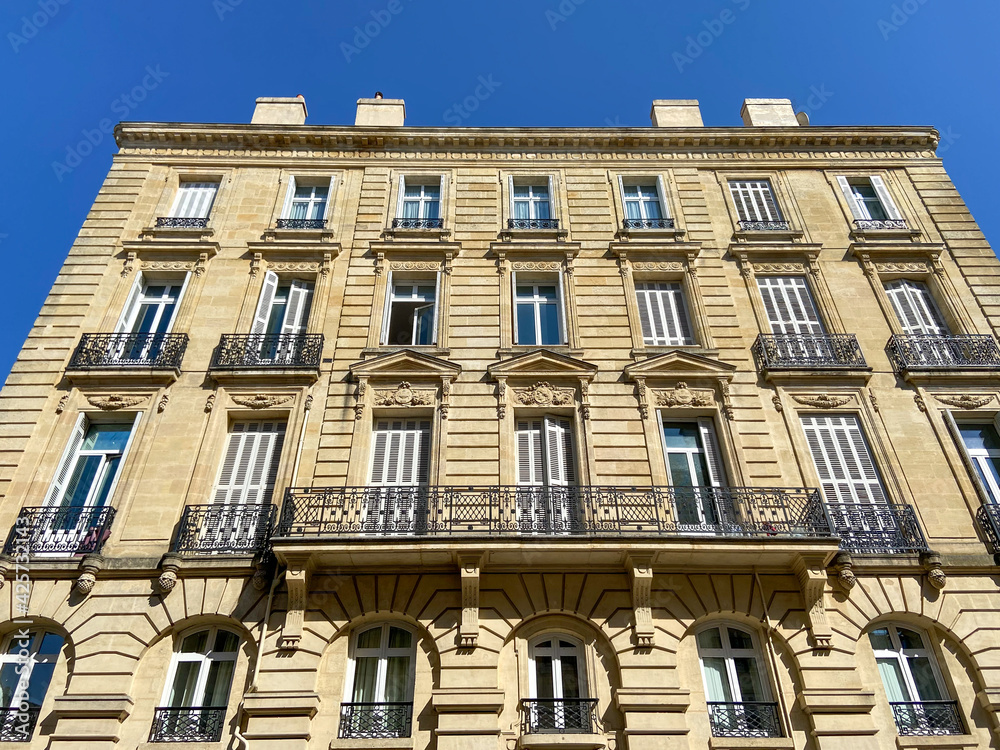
top-left (526, 635), bottom-right (593, 734)
top-left (837, 175), bottom-right (905, 228)
top-left (341, 623), bottom-right (416, 739)
top-left (113, 273), bottom-right (189, 363)
top-left (0, 630), bottom-right (65, 741)
top-left (658, 417), bottom-right (726, 530)
top-left (250, 271), bottom-right (314, 363)
top-left (382, 278), bottom-right (438, 346)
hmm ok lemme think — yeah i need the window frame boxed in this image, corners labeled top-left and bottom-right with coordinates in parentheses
top-left (168, 180), bottom-right (220, 220)
top-left (115, 272), bottom-right (190, 336)
top-left (527, 633), bottom-right (589, 701)
top-left (510, 177), bottom-right (554, 221)
top-left (799, 412), bottom-right (890, 505)
top-left (380, 274), bottom-right (440, 347)
top-left (694, 623), bottom-right (772, 704)
top-left (0, 629), bottom-right (65, 726)
top-left (946, 413), bottom-right (1000, 506)
top-left (342, 623), bottom-right (418, 706)
top-left (512, 275), bottom-right (566, 347)
top-left (159, 626), bottom-right (241, 709)
top-left (728, 179), bottom-right (783, 223)
top-left (396, 176), bottom-right (443, 221)
top-left (832, 172), bottom-right (909, 228)
top-left (867, 623), bottom-right (949, 704)
top-left (634, 280), bottom-right (695, 347)
top-left (619, 175), bottom-right (669, 222)
top-left (755, 274), bottom-right (827, 336)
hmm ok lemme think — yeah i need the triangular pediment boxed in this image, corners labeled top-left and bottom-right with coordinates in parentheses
top-left (350, 349), bottom-right (461, 381)
top-left (488, 349), bottom-right (597, 381)
top-left (624, 351), bottom-right (736, 382)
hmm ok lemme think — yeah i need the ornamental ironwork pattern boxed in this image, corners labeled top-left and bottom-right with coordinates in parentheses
top-left (890, 701), bottom-right (964, 736)
top-left (708, 702), bottom-right (783, 738)
top-left (210, 334), bottom-right (323, 369)
top-left (172, 504), bottom-right (276, 555)
top-left (885, 334), bottom-right (1000, 372)
top-left (978, 504), bottom-right (1000, 553)
top-left (521, 699), bottom-right (598, 734)
top-left (0, 707), bottom-right (39, 742)
top-left (3, 506), bottom-right (117, 557)
top-left (338, 702), bottom-right (413, 739)
top-left (739, 220), bottom-right (791, 231)
top-left (276, 485), bottom-right (832, 539)
top-left (751, 333), bottom-right (868, 371)
top-left (622, 218), bottom-right (676, 230)
top-left (391, 218), bottom-right (444, 230)
top-left (149, 707), bottom-right (226, 743)
top-left (68, 332), bottom-right (189, 370)
top-left (825, 502), bottom-right (928, 554)
top-left (276, 218), bottom-right (327, 229)
top-left (507, 218), bottom-right (561, 230)
top-left (855, 218), bottom-right (908, 231)
top-left (155, 217), bottom-right (208, 229)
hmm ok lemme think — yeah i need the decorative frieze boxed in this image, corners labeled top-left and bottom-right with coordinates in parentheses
top-left (373, 382), bottom-right (435, 407)
top-left (86, 394), bottom-right (148, 411)
top-left (874, 261), bottom-right (931, 274)
top-left (933, 393), bottom-right (995, 410)
top-left (631, 261), bottom-right (685, 272)
top-left (511, 261), bottom-right (561, 272)
top-left (652, 382), bottom-right (714, 408)
top-left (230, 394), bottom-right (294, 409)
top-left (791, 394), bottom-right (853, 409)
top-left (510, 382), bottom-right (574, 408)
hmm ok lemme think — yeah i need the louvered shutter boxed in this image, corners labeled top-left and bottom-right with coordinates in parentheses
top-left (801, 415), bottom-right (887, 504)
top-left (280, 176), bottom-right (297, 219)
top-left (636, 282), bottom-right (693, 346)
top-left (516, 420), bottom-right (544, 486)
top-left (697, 419), bottom-right (727, 488)
top-left (370, 420), bottom-right (429, 486)
top-left (171, 182), bottom-right (218, 219)
top-left (115, 273), bottom-right (145, 334)
top-left (757, 276), bottom-right (825, 335)
top-left (836, 176), bottom-right (866, 220)
top-left (884, 280), bottom-right (947, 335)
top-left (730, 181), bottom-right (781, 222)
top-left (544, 417), bottom-right (576, 487)
top-left (870, 176), bottom-right (903, 220)
top-left (212, 422), bottom-right (286, 505)
top-left (280, 281), bottom-right (314, 336)
top-left (45, 414), bottom-right (88, 507)
top-left (251, 272), bottom-right (279, 335)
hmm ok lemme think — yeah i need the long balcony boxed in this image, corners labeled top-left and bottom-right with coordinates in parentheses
top-left (210, 334), bottom-right (323, 370)
top-left (890, 701), bottom-right (964, 736)
top-left (3, 506), bottom-right (116, 557)
top-left (521, 699), bottom-right (598, 735)
top-left (339, 702), bottom-right (412, 739)
top-left (149, 706), bottom-right (226, 743)
top-left (886, 334), bottom-right (1000, 373)
top-left (172, 504), bottom-right (275, 555)
top-left (708, 701), bottom-right (782, 738)
top-left (0, 706), bottom-right (39, 742)
top-left (752, 333), bottom-right (867, 371)
top-left (826, 502), bottom-right (928, 555)
top-left (622, 217), bottom-right (675, 230)
top-left (977, 504), bottom-right (1000, 553)
top-left (68, 332), bottom-right (189, 371)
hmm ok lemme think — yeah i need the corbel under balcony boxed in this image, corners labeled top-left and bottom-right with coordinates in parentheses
top-left (458, 552), bottom-right (483, 649)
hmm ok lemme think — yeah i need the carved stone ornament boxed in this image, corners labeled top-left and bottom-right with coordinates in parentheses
top-left (55, 393), bottom-right (70, 414)
top-left (157, 394), bottom-right (169, 413)
top-left (933, 393), bottom-right (995, 410)
top-left (251, 566), bottom-right (270, 591)
top-left (458, 553), bottom-right (483, 649)
top-left (74, 571), bottom-right (96, 595)
top-left (631, 261), bottom-right (684, 272)
top-left (794, 557), bottom-right (833, 650)
top-left (874, 261), bottom-right (930, 274)
top-left (373, 382), bottom-right (435, 407)
top-left (390, 260), bottom-right (440, 271)
top-left (511, 261), bottom-right (560, 271)
top-left (921, 551), bottom-right (947, 590)
top-left (772, 394), bottom-right (784, 413)
top-left (511, 382), bottom-right (574, 407)
top-left (791, 394), bottom-right (853, 409)
top-left (653, 382), bottom-right (713, 408)
top-left (830, 551), bottom-right (856, 593)
top-left (230, 394), bottom-right (294, 409)
top-left (157, 570), bottom-right (178, 593)
top-left (86, 394), bottom-right (147, 411)
top-left (753, 262), bottom-right (806, 274)
top-left (205, 393), bottom-right (217, 413)
top-left (628, 556), bottom-right (655, 649)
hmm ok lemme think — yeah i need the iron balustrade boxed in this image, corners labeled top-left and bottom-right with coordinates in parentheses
top-left (978, 504), bottom-right (1000, 553)
top-left (338, 702), bottom-right (412, 739)
top-left (3, 506), bottom-right (116, 556)
top-left (826, 502), bottom-right (928, 554)
top-left (172, 504), bottom-right (276, 555)
top-left (890, 701), bottom-right (964, 736)
top-left (391, 217), bottom-right (444, 230)
top-left (854, 218), bottom-right (909, 231)
top-left (752, 333), bottom-right (867, 371)
top-left (155, 217), bottom-right (208, 229)
top-left (886, 334), bottom-right (1000, 372)
top-left (622, 218), bottom-right (676, 230)
top-left (276, 218), bottom-right (327, 229)
top-left (149, 707), bottom-right (226, 743)
top-left (507, 218), bottom-right (561, 230)
top-left (276, 485), bottom-right (833, 539)
top-left (739, 220), bottom-right (791, 231)
top-left (521, 699), bottom-right (598, 734)
top-left (210, 334), bottom-right (324, 369)
top-left (68, 332), bottom-right (189, 370)
top-left (0, 706), bottom-right (40, 742)
top-left (707, 702), bottom-right (783, 738)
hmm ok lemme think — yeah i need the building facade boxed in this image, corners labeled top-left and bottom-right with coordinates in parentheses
top-left (0, 94), bottom-right (998, 750)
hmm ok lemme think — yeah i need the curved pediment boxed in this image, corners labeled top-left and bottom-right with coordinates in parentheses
top-left (488, 349), bottom-right (597, 381)
top-left (349, 349), bottom-right (461, 381)
top-left (624, 350), bottom-right (736, 383)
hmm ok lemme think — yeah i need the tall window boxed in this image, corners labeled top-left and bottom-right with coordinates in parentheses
top-left (212, 421), bottom-right (286, 507)
top-left (622, 182), bottom-right (664, 221)
top-left (251, 272), bottom-right (314, 362)
top-left (0, 631), bottom-right (64, 741)
top-left (367, 420), bottom-right (430, 535)
top-left (660, 418), bottom-right (726, 528)
top-left (800, 415), bottom-right (887, 505)
top-left (837, 176), bottom-right (903, 223)
top-left (114, 274), bottom-right (187, 362)
top-left (399, 179), bottom-right (440, 220)
top-left (956, 422), bottom-right (1000, 504)
top-left (287, 184), bottom-right (328, 221)
top-left (697, 625), bottom-right (778, 738)
top-left (383, 280), bottom-right (437, 346)
top-left (756, 276), bottom-right (824, 336)
top-left (635, 281), bottom-right (693, 346)
top-left (512, 182), bottom-right (551, 220)
top-left (516, 417), bottom-right (576, 534)
top-left (884, 280), bottom-right (948, 336)
top-left (729, 180), bottom-right (782, 224)
top-left (342, 624), bottom-right (415, 739)
top-left (514, 279), bottom-right (564, 346)
top-left (527, 635), bottom-right (591, 732)
top-left (169, 181), bottom-right (218, 219)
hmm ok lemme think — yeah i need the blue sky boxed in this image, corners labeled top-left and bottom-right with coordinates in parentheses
top-left (0, 0), bottom-right (997, 379)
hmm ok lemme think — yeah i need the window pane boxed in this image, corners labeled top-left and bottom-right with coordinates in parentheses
top-left (513, 185), bottom-right (529, 198)
top-left (356, 628), bottom-right (382, 650)
top-left (516, 304), bottom-right (538, 345)
top-left (0, 663), bottom-right (20, 707)
top-left (388, 628), bottom-right (412, 650)
top-left (351, 656), bottom-right (378, 702)
top-left (907, 656), bottom-right (943, 701)
top-left (85, 424), bottom-right (133, 452)
top-left (868, 628), bottom-right (893, 651)
top-left (62, 455), bottom-right (101, 508)
top-left (214, 631), bottom-right (239, 653)
top-left (667, 454), bottom-right (692, 486)
top-left (534, 655), bottom-right (554, 698)
top-left (415, 305), bottom-right (435, 345)
top-left (960, 424), bottom-right (1000, 451)
top-left (90, 455), bottom-right (121, 507)
top-left (701, 657), bottom-right (733, 701)
top-left (538, 303), bottom-right (560, 345)
top-left (559, 654), bottom-right (582, 699)
top-left (167, 662), bottom-right (202, 707)
top-left (384, 656), bottom-right (411, 701)
top-left (733, 657), bottom-right (764, 702)
top-left (728, 629), bottom-right (754, 650)
top-left (37, 633), bottom-right (63, 658)
top-left (697, 628), bottom-right (723, 651)
top-left (876, 657), bottom-right (911, 702)
top-left (897, 628), bottom-right (924, 650)
top-left (662, 423), bottom-right (699, 450)
top-left (203, 659), bottom-right (235, 706)
top-left (181, 631), bottom-right (209, 654)
top-left (423, 200), bottom-right (440, 219)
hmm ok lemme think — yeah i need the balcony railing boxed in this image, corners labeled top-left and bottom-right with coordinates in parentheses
top-left (708, 702), bottom-right (782, 738)
top-left (854, 218), bottom-right (908, 231)
top-left (276, 218), bottom-right (326, 229)
top-left (391, 217), bottom-right (444, 230)
top-left (3, 506), bottom-right (116, 557)
top-left (149, 706), bottom-right (226, 743)
top-left (886, 334), bottom-right (1000, 372)
top-left (890, 701), bottom-right (964, 736)
top-left (0, 706), bottom-right (40, 742)
top-left (210, 334), bottom-right (324, 369)
top-left (68, 332), bottom-right (189, 370)
top-left (752, 333), bottom-right (867, 371)
top-left (507, 218), bottom-right (560, 230)
top-left (276, 485), bottom-right (833, 539)
top-left (521, 699), bottom-right (598, 735)
top-left (977, 504), bottom-right (1000, 553)
top-left (155, 217), bottom-right (208, 229)
top-left (826, 502), bottom-right (928, 554)
top-left (172, 504), bottom-right (276, 555)
top-left (339, 702), bottom-right (412, 739)
top-left (739, 220), bottom-right (790, 231)
top-left (622, 217), bottom-right (675, 230)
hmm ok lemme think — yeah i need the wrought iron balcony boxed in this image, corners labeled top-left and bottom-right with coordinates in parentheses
top-left (708, 702), bottom-right (783, 738)
top-left (149, 706), bottom-right (226, 743)
top-left (155, 217), bottom-right (208, 229)
top-left (339, 702), bottom-right (412, 739)
top-left (890, 701), bottom-right (964, 736)
top-left (622, 217), bottom-right (675, 230)
top-left (977, 504), bottom-right (1000, 553)
top-left (826, 502), bottom-right (928, 554)
top-left (752, 333), bottom-right (867, 371)
top-left (886, 334), bottom-right (1000, 372)
top-left (507, 218), bottom-right (560, 230)
top-left (0, 706), bottom-right (39, 742)
top-left (276, 218), bottom-right (327, 230)
top-left (172, 504), bottom-right (276, 555)
top-left (210, 334), bottom-right (323, 369)
top-left (521, 699), bottom-right (598, 734)
top-left (276, 485), bottom-right (833, 539)
top-left (854, 218), bottom-right (908, 231)
top-left (739, 220), bottom-right (790, 231)
top-left (3, 506), bottom-right (116, 557)
top-left (68, 332), bottom-right (189, 370)
top-left (391, 217), bottom-right (444, 230)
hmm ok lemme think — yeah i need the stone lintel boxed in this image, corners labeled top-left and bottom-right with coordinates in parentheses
top-left (242, 690), bottom-right (321, 717)
top-left (614, 687), bottom-right (690, 712)
top-left (796, 690), bottom-right (876, 714)
top-left (51, 693), bottom-right (133, 719)
top-left (431, 688), bottom-right (504, 713)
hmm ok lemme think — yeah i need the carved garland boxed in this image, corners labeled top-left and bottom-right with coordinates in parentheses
top-left (653, 382), bottom-right (714, 408)
top-left (230, 394), bottom-right (294, 409)
top-left (86, 394), bottom-right (147, 411)
top-left (372, 382), bottom-right (436, 407)
top-left (933, 393), bottom-right (995, 410)
top-left (790, 394), bottom-right (853, 409)
top-left (510, 382), bottom-right (574, 407)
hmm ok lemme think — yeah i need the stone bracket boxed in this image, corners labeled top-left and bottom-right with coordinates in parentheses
top-left (627, 554), bottom-right (655, 648)
top-left (794, 554), bottom-right (832, 651)
top-left (75, 554), bottom-right (104, 596)
top-left (829, 551), bottom-right (856, 594)
top-left (921, 550), bottom-right (947, 590)
top-left (280, 558), bottom-right (313, 650)
top-left (458, 552), bottom-right (483, 648)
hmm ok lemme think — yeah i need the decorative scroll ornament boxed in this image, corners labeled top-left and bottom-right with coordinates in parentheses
top-left (55, 393), bottom-right (70, 414)
top-left (157, 394), bottom-right (169, 413)
top-left (373, 382), bottom-right (435, 407)
top-left (933, 393), bottom-right (995, 410)
top-left (230, 394), bottom-right (294, 409)
top-left (268, 261), bottom-right (319, 274)
top-left (511, 382), bottom-right (574, 407)
top-left (874, 261), bottom-right (930, 274)
top-left (511, 261), bottom-right (560, 271)
top-left (390, 261), bottom-right (440, 271)
top-left (830, 552), bottom-right (856, 593)
top-left (791, 394), bottom-right (852, 409)
top-left (868, 389), bottom-right (880, 413)
top-left (914, 393), bottom-right (927, 412)
top-left (753, 262), bottom-right (806, 274)
top-left (653, 382), bottom-right (713, 408)
top-left (772, 394), bottom-right (784, 413)
top-left (631, 261), bottom-right (685, 272)
top-left (86, 394), bottom-right (147, 411)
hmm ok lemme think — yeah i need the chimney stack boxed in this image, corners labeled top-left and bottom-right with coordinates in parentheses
top-left (355, 97), bottom-right (405, 127)
top-left (650, 100), bottom-right (704, 127)
top-left (740, 98), bottom-right (799, 127)
top-left (251, 96), bottom-right (308, 125)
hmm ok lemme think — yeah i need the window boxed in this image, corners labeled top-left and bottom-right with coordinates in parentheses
top-left (512, 180), bottom-right (552, 220)
top-left (884, 280), bottom-right (948, 336)
top-left (251, 271), bottom-right (314, 362)
top-left (516, 417), bottom-right (576, 534)
top-left (621, 180), bottom-right (665, 221)
top-left (635, 281), bottom-right (694, 346)
top-left (341, 624), bottom-right (415, 739)
top-left (514, 279), bottom-right (564, 346)
top-left (659, 418), bottom-right (726, 528)
top-left (729, 180), bottom-right (783, 224)
top-left (286, 183), bottom-right (328, 221)
top-left (398, 178), bottom-right (441, 220)
top-left (955, 422), bottom-right (1000, 504)
top-left (212, 421), bottom-right (286, 506)
top-left (114, 273), bottom-right (188, 362)
top-left (527, 635), bottom-right (592, 733)
top-left (837, 176), bottom-right (903, 224)
top-left (367, 420), bottom-right (430, 535)
top-left (169, 181), bottom-right (218, 219)
top-left (801, 415), bottom-right (887, 505)
top-left (0, 630), bottom-right (64, 741)
top-left (383, 279), bottom-right (437, 346)
top-left (757, 276), bottom-right (825, 335)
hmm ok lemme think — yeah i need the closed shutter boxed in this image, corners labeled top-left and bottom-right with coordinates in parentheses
top-left (697, 419), bottom-right (726, 488)
top-left (757, 276), bottom-right (825, 335)
top-left (869, 176), bottom-right (903, 220)
top-left (115, 273), bottom-right (145, 333)
top-left (544, 417), bottom-right (576, 487)
top-left (212, 422), bottom-right (286, 505)
top-left (635, 282), bottom-right (693, 346)
top-left (729, 181), bottom-right (781, 222)
top-left (801, 415), bottom-right (887, 504)
top-left (884, 280), bottom-right (947, 335)
top-left (280, 281), bottom-right (314, 336)
top-left (45, 414), bottom-right (88, 507)
top-left (280, 176), bottom-right (297, 219)
top-left (516, 420), bottom-right (545, 486)
top-left (171, 182), bottom-right (218, 219)
top-left (370, 420), bottom-right (430, 486)
top-left (836, 176), bottom-right (866, 220)
top-left (251, 271), bottom-right (280, 335)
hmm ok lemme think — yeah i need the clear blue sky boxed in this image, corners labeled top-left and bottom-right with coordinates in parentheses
top-left (1, 0), bottom-right (997, 379)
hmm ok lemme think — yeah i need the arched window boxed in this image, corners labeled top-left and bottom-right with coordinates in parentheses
top-left (868, 624), bottom-right (963, 736)
top-left (696, 625), bottom-right (781, 738)
top-left (151, 627), bottom-right (239, 743)
top-left (341, 623), bottom-right (416, 739)
top-left (0, 630), bottom-right (64, 741)
top-left (526, 635), bottom-right (595, 734)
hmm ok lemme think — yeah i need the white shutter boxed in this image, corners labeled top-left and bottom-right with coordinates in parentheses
top-left (870, 176), bottom-right (903, 220)
top-left (837, 176), bottom-right (865, 220)
top-left (395, 175), bottom-right (407, 218)
top-left (555, 273), bottom-right (568, 344)
top-left (516, 420), bottom-right (544, 486)
top-left (431, 271), bottom-right (441, 345)
top-left (45, 413), bottom-right (88, 507)
top-left (251, 271), bottom-right (279, 335)
top-left (884, 280), bottom-right (947, 335)
top-left (544, 417), bottom-right (575, 487)
top-left (324, 176), bottom-right (336, 220)
top-left (655, 174), bottom-right (670, 218)
top-left (729, 181), bottom-right (781, 222)
top-left (171, 182), bottom-right (218, 219)
top-left (280, 176), bottom-right (297, 219)
top-left (162, 273), bottom-right (190, 334)
top-left (115, 273), bottom-right (145, 333)
top-left (636, 282), bottom-right (693, 346)
top-left (212, 422), bottom-right (286, 506)
top-left (380, 271), bottom-right (395, 345)
top-left (511, 271), bottom-right (521, 345)
top-left (697, 419), bottom-right (726, 488)
top-left (801, 415), bottom-right (887, 504)
top-left (757, 276), bottom-right (824, 335)
top-left (280, 280), bottom-right (314, 336)
top-left (370, 420), bottom-right (429, 486)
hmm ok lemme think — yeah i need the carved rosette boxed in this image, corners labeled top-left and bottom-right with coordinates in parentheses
top-left (230, 394), bottom-right (294, 409)
top-left (373, 382), bottom-right (436, 408)
top-left (86, 394), bottom-right (147, 411)
top-left (511, 382), bottom-right (574, 408)
top-left (653, 381), bottom-right (714, 408)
